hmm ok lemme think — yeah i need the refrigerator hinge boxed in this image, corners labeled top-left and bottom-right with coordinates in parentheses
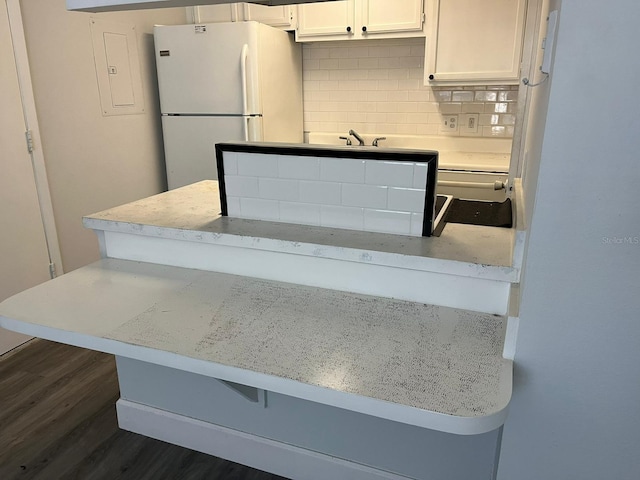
top-left (25, 130), bottom-right (34, 154)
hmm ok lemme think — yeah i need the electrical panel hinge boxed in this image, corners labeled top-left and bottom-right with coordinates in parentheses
top-left (25, 130), bottom-right (34, 154)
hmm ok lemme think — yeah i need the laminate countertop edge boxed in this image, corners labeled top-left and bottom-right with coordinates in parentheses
top-left (83, 182), bottom-right (520, 284)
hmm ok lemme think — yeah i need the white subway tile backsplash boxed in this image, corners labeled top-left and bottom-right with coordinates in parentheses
top-left (410, 212), bottom-right (424, 236)
top-left (226, 196), bottom-right (241, 216)
top-left (299, 180), bottom-right (342, 205)
top-left (388, 69), bottom-right (409, 80)
top-left (319, 80), bottom-right (340, 91)
top-left (397, 102), bottom-right (419, 113)
top-left (388, 187), bottom-right (425, 213)
top-left (223, 154), bottom-right (238, 175)
top-left (225, 175), bottom-right (259, 198)
top-left (413, 163), bottom-right (429, 189)
top-left (498, 91), bottom-right (519, 102)
top-left (363, 209), bottom-right (412, 235)
top-left (440, 103), bottom-right (462, 114)
top-left (259, 178), bottom-right (299, 202)
top-left (320, 205), bottom-right (364, 230)
top-left (483, 126), bottom-right (506, 137)
top-left (303, 40), bottom-right (519, 140)
top-left (396, 124), bottom-right (418, 135)
top-left (342, 184), bottom-right (388, 209)
top-left (488, 102), bottom-right (509, 113)
top-left (239, 198), bottom-right (280, 221)
top-left (479, 114), bottom-right (500, 126)
top-left (452, 91), bottom-right (475, 102)
top-left (501, 114), bottom-right (516, 125)
top-left (369, 45), bottom-right (390, 57)
top-left (222, 150), bottom-right (434, 237)
top-left (309, 70), bottom-right (330, 81)
top-left (433, 90), bottom-right (452, 102)
top-left (358, 57), bottom-right (379, 69)
top-left (462, 103), bottom-right (485, 113)
top-left (475, 91), bottom-right (498, 102)
top-left (319, 58), bottom-right (340, 69)
top-left (280, 202), bottom-right (321, 226)
top-left (365, 161), bottom-right (414, 188)
top-left (320, 158), bottom-right (366, 183)
top-left (415, 124), bottom-right (438, 135)
top-left (237, 153), bottom-right (278, 178)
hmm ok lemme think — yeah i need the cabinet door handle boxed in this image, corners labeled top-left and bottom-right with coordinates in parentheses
top-left (346, 26), bottom-right (351, 32)
top-left (429, 74), bottom-right (435, 80)
top-left (362, 26), bottom-right (367, 32)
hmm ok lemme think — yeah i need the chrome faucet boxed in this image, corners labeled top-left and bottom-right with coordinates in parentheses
top-left (348, 129), bottom-right (365, 146)
top-left (339, 136), bottom-right (352, 146)
top-left (372, 137), bottom-right (386, 147)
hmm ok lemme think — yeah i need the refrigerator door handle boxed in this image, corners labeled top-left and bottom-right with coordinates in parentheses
top-left (243, 118), bottom-right (250, 142)
top-left (240, 44), bottom-right (249, 141)
top-left (240, 44), bottom-right (249, 116)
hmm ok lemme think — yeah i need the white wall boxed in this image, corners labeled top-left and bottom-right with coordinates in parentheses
top-left (19, 0), bottom-right (187, 272)
top-left (498, 1), bottom-right (640, 478)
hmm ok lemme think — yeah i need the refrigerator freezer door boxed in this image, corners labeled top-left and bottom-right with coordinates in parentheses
top-left (162, 115), bottom-right (250, 190)
top-left (155, 23), bottom-right (259, 115)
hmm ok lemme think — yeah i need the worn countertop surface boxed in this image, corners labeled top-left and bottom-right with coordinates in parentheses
top-left (84, 181), bottom-right (520, 283)
top-left (0, 258), bottom-right (512, 435)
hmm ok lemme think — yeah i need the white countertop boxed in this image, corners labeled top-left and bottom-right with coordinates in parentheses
top-left (306, 134), bottom-right (512, 172)
top-left (0, 258), bottom-right (511, 435)
top-left (84, 181), bottom-right (519, 283)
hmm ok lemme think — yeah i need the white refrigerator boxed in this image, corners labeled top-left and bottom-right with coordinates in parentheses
top-left (154, 22), bottom-right (303, 190)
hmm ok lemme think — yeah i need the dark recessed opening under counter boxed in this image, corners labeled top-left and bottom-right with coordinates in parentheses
top-left (438, 197), bottom-right (513, 229)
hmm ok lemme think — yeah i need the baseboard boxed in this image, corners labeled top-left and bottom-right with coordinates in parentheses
top-left (116, 399), bottom-right (412, 480)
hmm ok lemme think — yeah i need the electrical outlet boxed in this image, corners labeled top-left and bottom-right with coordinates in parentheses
top-left (440, 114), bottom-right (459, 134)
top-left (459, 114), bottom-right (479, 135)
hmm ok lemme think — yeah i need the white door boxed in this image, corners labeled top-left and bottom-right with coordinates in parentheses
top-left (154, 22), bottom-right (260, 115)
top-left (162, 115), bottom-right (256, 189)
top-left (0, 2), bottom-right (51, 355)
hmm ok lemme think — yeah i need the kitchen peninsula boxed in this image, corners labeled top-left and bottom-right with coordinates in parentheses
top-left (0, 145), bottom-right (522, 478)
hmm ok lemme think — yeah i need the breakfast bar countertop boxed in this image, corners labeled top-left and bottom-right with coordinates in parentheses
top-left (84, 180), bottom-right (521, 283)
top-left (0, 173), bottom-right (516, 437)
top-left (0, 257), bottom-right (512, 436)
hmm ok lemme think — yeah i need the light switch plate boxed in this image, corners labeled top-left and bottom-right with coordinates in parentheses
top-left (459, 113), bottom-right (480, 135)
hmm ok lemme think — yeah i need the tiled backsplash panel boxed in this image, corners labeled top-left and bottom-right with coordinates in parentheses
top-left (302, 39), bottom-right (518, 139)
top-left (220, 150), bottom-right (435, 237)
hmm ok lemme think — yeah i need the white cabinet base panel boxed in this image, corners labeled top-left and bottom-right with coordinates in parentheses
top-left (117, 400), bottom-right (413, 480)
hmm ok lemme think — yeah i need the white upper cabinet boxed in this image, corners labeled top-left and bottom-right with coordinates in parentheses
top-left (424, 0), bottom-right (527, 85)
top-left (360, 0), bottom-right (424, 35)
top-left (241, 4), bottom-right (296, 30)
top-left (296, 0), bottom-right (425, 41)
top-left (193, 3), bottom-right (295, 30)
top-left (192, 4), bottom-right (238, 23)
top-left (296, 0), bottom-right (354, 39)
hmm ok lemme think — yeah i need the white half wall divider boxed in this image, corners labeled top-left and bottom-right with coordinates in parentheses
top-left (215, 142), bottom-right (446, 236)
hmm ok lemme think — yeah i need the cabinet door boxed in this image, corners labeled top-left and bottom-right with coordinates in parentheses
top-left (425, 0), bottom-right (527, 84)
top-left (296, 0), bottom-right (354, 40)
top-left (193, 5), bottom-right (238, 23)
top-left (242, 4), bottom-right (295, 30)
top-left (360, 0), bottom-right (424, 35)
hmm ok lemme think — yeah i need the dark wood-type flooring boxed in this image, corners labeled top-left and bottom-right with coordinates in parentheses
top-left (0, 339), bottom-right (288, 480)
